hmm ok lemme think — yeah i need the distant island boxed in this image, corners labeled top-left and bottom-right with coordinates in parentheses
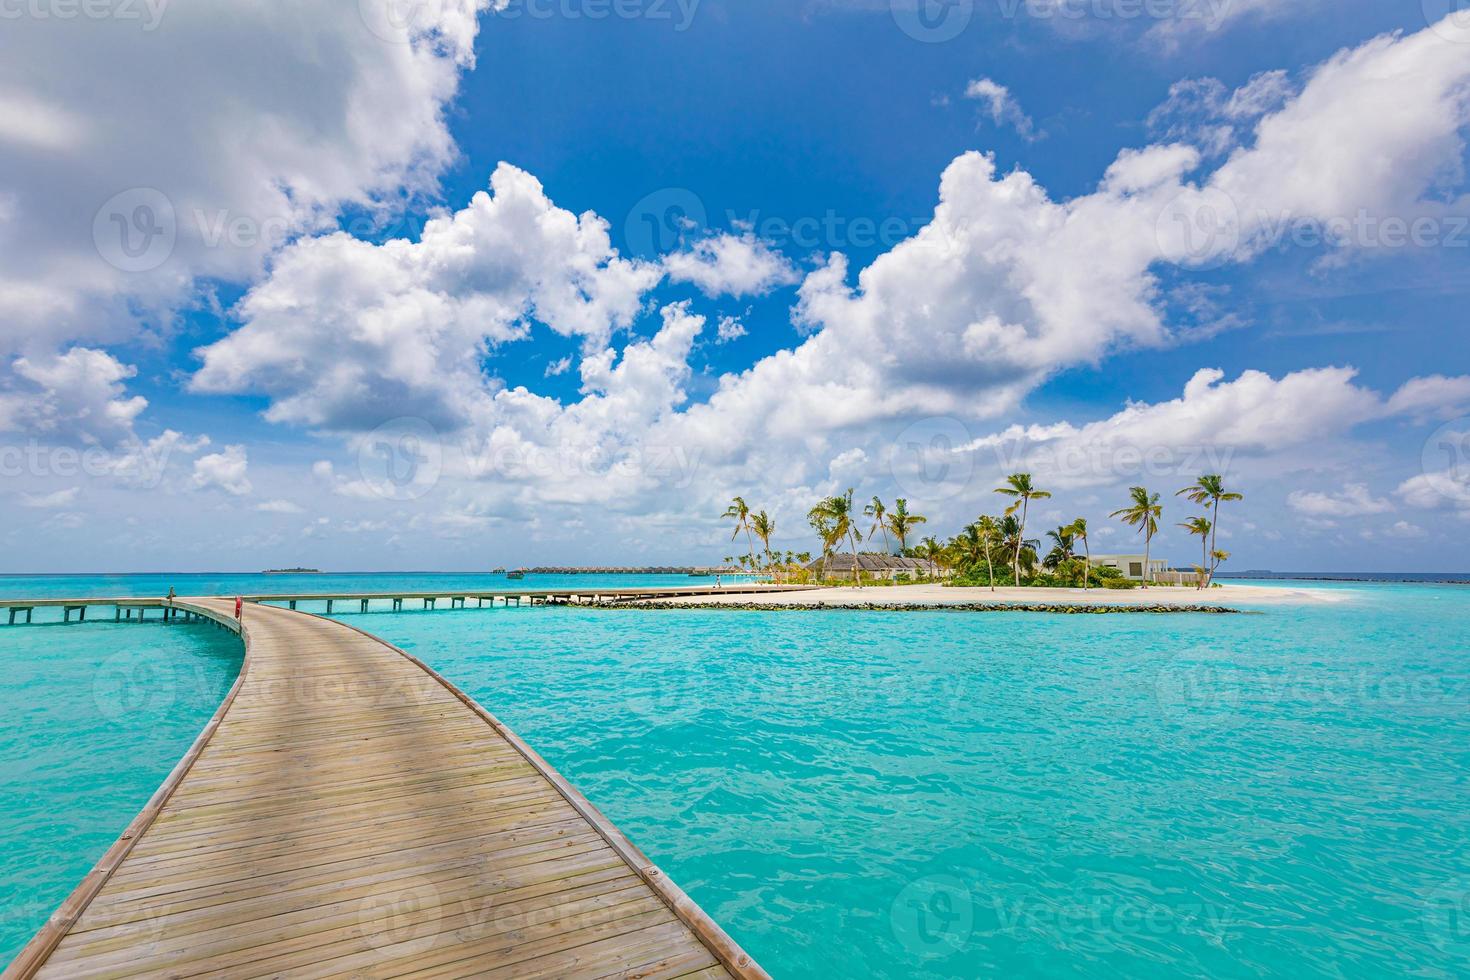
top-left (261, 568), bottom-right (322, 575)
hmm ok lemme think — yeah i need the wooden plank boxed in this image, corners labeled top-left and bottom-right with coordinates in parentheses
top-left (5, 598), bottom-right (764, 980)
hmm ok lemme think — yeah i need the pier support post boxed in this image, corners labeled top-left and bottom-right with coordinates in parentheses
top-left (424, 598), bottom-right (435, 610)
top-left (392, 597), bottom-right (403, 612)
top-left (360, 599), bottom-right (369, 613)
top-left (289, 600), bottom-right (298, 610)
top-left (326, 599), bottom-right (334, 614)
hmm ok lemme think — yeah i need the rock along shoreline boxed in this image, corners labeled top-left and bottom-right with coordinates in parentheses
top-left (589, 601), bottom-right (1244, 614)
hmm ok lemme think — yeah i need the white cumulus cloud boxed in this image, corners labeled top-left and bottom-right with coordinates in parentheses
top-left (663, 232), bottom-right (799, 298)
top-left (1287, 483), bottom-right (1394, 518)
top-left (192, 444), bottom-right (252, 496)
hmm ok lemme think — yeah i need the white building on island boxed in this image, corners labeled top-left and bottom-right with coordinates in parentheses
top-left (1089, 554), bottom-right (1170, 582)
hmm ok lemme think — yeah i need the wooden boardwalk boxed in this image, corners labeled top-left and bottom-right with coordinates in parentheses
top-left (7, 598), bottom-right (765, 979)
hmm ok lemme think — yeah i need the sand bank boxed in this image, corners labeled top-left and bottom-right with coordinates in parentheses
top-left (630, 581), bottom-right (1340, 609)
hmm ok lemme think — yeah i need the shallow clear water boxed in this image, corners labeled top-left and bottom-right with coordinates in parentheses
top-left (0, 620), bottom-right (241, 967)
top-left (327, 581), bottom-right (1470, 978)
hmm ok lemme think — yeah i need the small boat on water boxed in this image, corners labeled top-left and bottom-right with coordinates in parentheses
top-left (507, 570), bottom-right (525, 580)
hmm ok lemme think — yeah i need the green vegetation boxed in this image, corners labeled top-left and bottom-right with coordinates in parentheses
top-left (717, 474), bottom-right (1244, 589)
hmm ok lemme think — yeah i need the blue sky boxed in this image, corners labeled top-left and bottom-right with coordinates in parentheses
top-left (3, 0), bottom-right (1470, 572)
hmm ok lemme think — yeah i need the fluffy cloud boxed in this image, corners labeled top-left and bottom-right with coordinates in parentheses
top-left (19, 487), bottom-right (80, 509)
top-left (192, 445), bottom-right (252, 496)
top-left (1396, 469), bottom-right (1470, 514)
top-left (1147, 71), bottom-right (1295, 155)
top-left (663, 233), bottom-right (799, 298)
top-left (1384, 375), bottom-right (1470, 421)
top-left (172, 15), bottom-right (1470, 536)
top-left (1210, 15), bottom-right (1470, 258)
top-left (453, 302), bottom-right (707, 505)
top-left (1287, 483), bottom-right (1394, 518)
top-left (180, 14), bottom-right (1470, 467)
top-left (715, 315), bottom-right (748, 344)
top-left (0, 0), bottom-right (494, 356)
top-left (964, 78), bottom-right (1037, 140)
top-left (1147, 0), bottom-right (1307, 44)
top-left (192, 164), bottom-right (660, 430)
top-left (961, 367), bottom-right (1470, 489)
top-left (1, 347), bottom-right (147, 446)
top-left (1362, 520), bottom-right (1428, 541)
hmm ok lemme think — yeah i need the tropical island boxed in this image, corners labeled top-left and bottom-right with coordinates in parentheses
top-left (714, 472), bottom-right (1244, 593)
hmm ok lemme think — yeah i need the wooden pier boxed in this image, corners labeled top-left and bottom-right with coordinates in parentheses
top-left (5, 595), bottom-right (771, 979)
top-left (0, 583), bottom-right (815, 625)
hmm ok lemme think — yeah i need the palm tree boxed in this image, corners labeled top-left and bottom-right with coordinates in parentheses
top-left (975, 515), bottom-right (1001, 590)
top-left (1111, 486), bottom-right (1162, 589)
top-left (807, 508), bottom-right (837, 581)
top-left (918, 535), bottom-right (946, 580)
top-left (809, 489), bottom-right (864, 587)
top-left (865, 496), bottom-right (891, 554)
top-left (1068, 517), bottom-right (1092, 590)
top-left (886, 498), bottom-right (927, 553)
top-left (1178, 516), bottom-right (1212, 589)
top-left (994, 473), bottom-right (1051, 586)
top-left (751, 510), bottom-right (775, 577)
top-left (997, 514), bottom-right (1039, 582)
top-left (722, 496), bottom-right (757, 573)
top-left (1043, 525), bottom-right (1075, 569)
top-left (953, 523), bottom-right (983, 571)
top-left (1211, 549), bottom-right (1230, 582)
top-left (1177, 476), bottom-right (1243, 588)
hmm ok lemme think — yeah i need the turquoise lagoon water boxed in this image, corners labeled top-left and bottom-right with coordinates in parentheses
top-left (0, 618), bottom-right (241, 967)
top-left (326, 580), bottom-right (1470, 978)
top-left (0, 571), bottom-right (754, 605)
top-left (1, 576), bottom-right (1466, 976)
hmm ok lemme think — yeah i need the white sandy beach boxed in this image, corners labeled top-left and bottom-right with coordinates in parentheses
top-left (642, 582), bottom-right (1341, 607)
